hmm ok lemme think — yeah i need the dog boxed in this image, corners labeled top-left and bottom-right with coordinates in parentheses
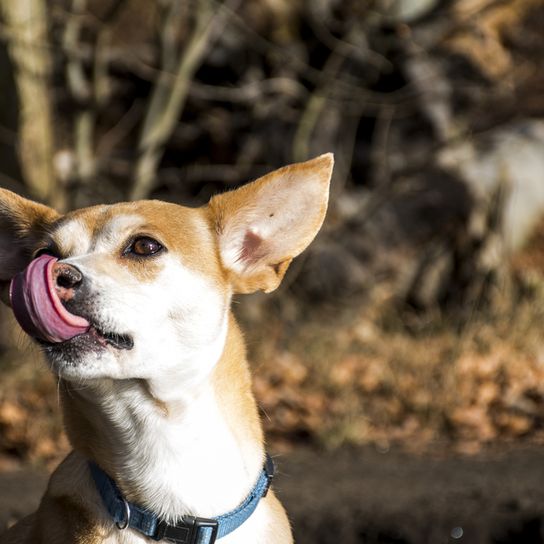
top-left (0, 154), bottom-right (333, 544)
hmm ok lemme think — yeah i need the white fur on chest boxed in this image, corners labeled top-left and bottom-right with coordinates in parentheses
top-left (86, 380), bottom-right (262, 520)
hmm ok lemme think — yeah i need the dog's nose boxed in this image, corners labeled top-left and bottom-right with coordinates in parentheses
top-left (52, 262), bottom-right (83, 301)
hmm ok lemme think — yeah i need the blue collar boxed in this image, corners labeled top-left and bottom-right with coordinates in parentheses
top-left (89, 455), bottom-right (275, 544)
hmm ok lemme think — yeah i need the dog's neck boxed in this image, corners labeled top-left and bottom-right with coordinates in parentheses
top-left (60, 313), bottom-right (264, 522)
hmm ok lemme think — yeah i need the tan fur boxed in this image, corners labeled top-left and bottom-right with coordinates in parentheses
top-left (0, 154), bottom-right (333, 544)
top-left (212, 314), bottom-right (264, 450)
top-left (0, 189), bottom-right (60, 238)
top-left (0, 189), bottom-right (60, 282)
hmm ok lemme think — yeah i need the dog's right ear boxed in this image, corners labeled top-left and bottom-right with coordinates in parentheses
top-left (0, 189), bottom-right (59, 283)
top-left (208, 154), bottom-right (333, 294)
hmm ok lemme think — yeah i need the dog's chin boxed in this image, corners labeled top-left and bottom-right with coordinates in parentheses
top-left (39, 328), bottom-right (134, 380)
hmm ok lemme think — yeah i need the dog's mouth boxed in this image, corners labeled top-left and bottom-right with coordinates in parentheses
top-left (38, 325), bottom-right (134, 351)
top-left (10, 254), bottom-right (134, 352)
top-left (98, 328), bottom-right (134, 350)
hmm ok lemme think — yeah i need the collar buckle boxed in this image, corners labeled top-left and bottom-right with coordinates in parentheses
top-left (155, 516), bottom-right (219, 544)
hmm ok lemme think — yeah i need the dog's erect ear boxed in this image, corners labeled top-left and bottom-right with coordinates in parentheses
top-left (0, 189), bottom-right (59, 282)
top-left (208, 153), bottom-right (333, 294)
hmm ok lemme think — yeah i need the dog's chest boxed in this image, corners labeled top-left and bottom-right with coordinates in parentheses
top-left (102, 385), bottom-right (262, 519)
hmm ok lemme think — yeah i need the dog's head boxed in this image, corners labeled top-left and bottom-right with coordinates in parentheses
top-left (0, 155), bottom-right (332, 389)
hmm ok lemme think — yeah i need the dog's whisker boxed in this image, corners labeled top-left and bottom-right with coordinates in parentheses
top-left (56, 375), bottom-right (62, 408)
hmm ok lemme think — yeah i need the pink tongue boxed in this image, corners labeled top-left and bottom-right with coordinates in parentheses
top-left (10, 254), bottom-right (90, 343)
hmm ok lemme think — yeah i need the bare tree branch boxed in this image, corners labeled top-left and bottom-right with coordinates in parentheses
top-left (292, 43), bottom-right (346, 163)
top-left (130, 0), bottom-right (239, 201)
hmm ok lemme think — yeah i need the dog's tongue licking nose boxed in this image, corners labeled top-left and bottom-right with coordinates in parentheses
top-left (10, 254), bottom-right (90, 343)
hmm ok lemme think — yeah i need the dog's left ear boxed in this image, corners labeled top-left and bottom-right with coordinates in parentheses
top-left (208, 153), bottom-right (333, 294)
top-left (0, 189), bottom-right (59, 282)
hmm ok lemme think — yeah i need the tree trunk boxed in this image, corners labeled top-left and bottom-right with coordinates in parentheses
top-left (0, 0), bottom-right (62, 210)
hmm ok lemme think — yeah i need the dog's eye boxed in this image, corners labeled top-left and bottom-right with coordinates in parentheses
top-left (127, 237), bottom-right (164, 257)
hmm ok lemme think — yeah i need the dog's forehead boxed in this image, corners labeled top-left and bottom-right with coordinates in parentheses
top-left (51, 201), bottom-right (221, 277)
top-left (54, 209), bottom-right (142, 253)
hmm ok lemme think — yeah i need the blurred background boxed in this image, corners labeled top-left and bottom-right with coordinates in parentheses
top-left (1, 0), bottom-right (544, 542)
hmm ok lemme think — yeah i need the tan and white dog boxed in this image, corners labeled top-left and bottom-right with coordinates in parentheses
top-left (0, 154), bottom-right (333, 544)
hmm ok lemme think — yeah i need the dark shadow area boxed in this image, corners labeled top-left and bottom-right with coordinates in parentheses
top-left (0, 42), bottom-right (23, 191)
top-left (4, 446), bottom-right (544, 544)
